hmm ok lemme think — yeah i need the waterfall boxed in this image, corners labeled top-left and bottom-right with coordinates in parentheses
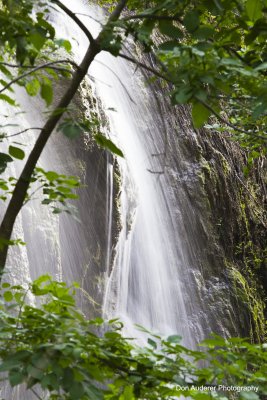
top-left (52, 0), bottom-right (199, 345)
top-left (95, 55), bottom-right (197, 346)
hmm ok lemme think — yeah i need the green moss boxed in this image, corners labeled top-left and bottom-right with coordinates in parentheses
top-left (200, 157), bottom-right (212, 176)
top-left (197, 156), bottom-right (212, 186)
top-left (227, 262), bottom-right (266, 342)
top-left (219, 153), bottom-right (231, 175)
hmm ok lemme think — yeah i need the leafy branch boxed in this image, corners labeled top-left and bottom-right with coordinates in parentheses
top-left (0, 59), bottom-right (78, 95)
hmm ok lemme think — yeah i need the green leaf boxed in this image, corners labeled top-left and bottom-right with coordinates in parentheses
top-left (240, 392), bottom-right (259, 400)
top-left (192, 102), bottom-right (211, 128)
top-left (255, 62), bottom-right (267, 71)
top-left (159, 21), bottom-right (183, 39)
top-left (4, 291), bottom-right (13, 302)
top-left (9, 146), bottom-right (25, 160)
top-left (41, 82), bottom-right (53, 106)
top-left (246, 0), bottom-right (262, 21)
top-left (27, 364), bottom-right (44, 379)
top-left (119, 386), bottom-right (135, 400)
top-left (25, 78), bottom-right (40, 96)
top-left (29, 32), bottom-right (46, 51)
top-left (159, 40), bottom-right (179, 51)
top-left (2, 282), bottom-right (11, 288)
top-left (60, 123), bottom-right (83, 139)
top-left (0, 94), bottom-right (16, 106)
top-left (95, 134), bottom-right (124, 157)
top-left (55, 39), bottom-right (72, 52)
top-left (69, 382), bottom-right (85, 399)
top-left (193, 25), bottom-right (214, 39)
top-left (0, 152), bottom-right (13, 173)
top-left (9, 371), bottom-right (25, 386)
top-left (167, 335), bottom-right (182, 343)
top-left (175, 88), bottom-right (193, 104)
top-left (46, 173), bottom-right (59, 183)
top-left (148, 338), bottom-right (157, 349)
top-left (183, 11), bottom-right (199, 32)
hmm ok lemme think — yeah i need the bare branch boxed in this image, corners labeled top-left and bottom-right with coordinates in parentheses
top-left (30, 388), bottom-right (43, 400)
top-left (52, 0), bottom-right (96, 45)
top-left (147, 168), bottom-right (165, 175)
top-left (0, 59), bottom-right (77, 70)
top-left (0, 62), bottom-right (34, 69)
top-left (7, 127), bottom-right (42, 138)
top-left (75, 12), bottom-right (103, 26)
top-left (95, 59), bottom-right (136, 104)
top-left (23, 185), bottom-right (44, 206)
top-left (123, 14), bottom-right (183, 23)
top-left (118, 52), bottom-right (169, 81)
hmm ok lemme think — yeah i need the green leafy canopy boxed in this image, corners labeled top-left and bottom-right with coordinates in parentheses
top-left (0, 276), bottom-right (266, 400)
top-left (98, 0), bottom-right (267, 157)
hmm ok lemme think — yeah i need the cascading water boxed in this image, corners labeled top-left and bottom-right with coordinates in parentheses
top-left (96, 57), bottom-right (197, 346)
top-left (54, 0), bottom-right (200, 346)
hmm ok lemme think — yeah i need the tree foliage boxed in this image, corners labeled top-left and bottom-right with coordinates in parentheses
top-left (99, 0), bottom-right (267, 154)
top-left (0, 276), bottom-right (266, 400)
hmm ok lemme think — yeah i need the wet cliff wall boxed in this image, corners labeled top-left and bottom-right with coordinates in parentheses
top-left (148, 88), bottom-right (266, 341)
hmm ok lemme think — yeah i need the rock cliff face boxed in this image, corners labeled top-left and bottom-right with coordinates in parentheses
top-left (153, 95), bottom-right (266, 341)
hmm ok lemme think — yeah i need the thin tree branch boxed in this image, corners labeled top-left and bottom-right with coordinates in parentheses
top-left (52, 0), bottom-right (96, 45)
top-left (0, 60), bottom-right (78, 69)
top-left (0, 62), bottom-right (35, 69)
top-left (123, 14), bottom-right (183, 23)
top-left (198, 99), bottom-right (267, 140)
top-left (7, 127), bottom-right (42, 138)
top-left (30, 388), bottom-right (43, 400)
top-left (0, 61), bottom-right (74, 72)
top-left (95, 59), bottom-right (136, 104)
top-left (118, 52), bottom-right (169, 81)
top-left (75, 12), bottom-right (103, 26)
top-left (23, 185), bottom-right (44, 206)
top-left (108, 0), bottom-right (128, 22)
top-left (0, 60), bottom-right (78, 94)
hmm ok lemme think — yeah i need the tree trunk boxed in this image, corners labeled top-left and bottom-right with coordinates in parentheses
top-left (0, 0), bottom-right (128, 272)
top-left (0, 41), bottom-right (100, 271)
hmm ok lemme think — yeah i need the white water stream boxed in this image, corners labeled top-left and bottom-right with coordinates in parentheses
top-left (56, 0), bottom-right (197, 346)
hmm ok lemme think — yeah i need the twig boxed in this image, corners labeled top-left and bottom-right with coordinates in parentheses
top-left (88, 74), bottom-right (112, 87)
top-left (118, 52), bottom-right (169, 81)
top-left (30, 388), bottom-right (43, 400)
top-left (52, 0), bottom-right (96, 45)
top-left (75, 12), bottom-right (103, 26)
top-left (0, 60), bottom-right (78, 95)
top-left (7, 127), bottom-right (42, 138)
top-left (123, 14), bottom-right (183, 23)
top-left (23, 185), bottom-right (44, 207)
top-left (198, 99), bottom-right (267, 140)
top-left (94, 59), bottom-right (136, 104)
top-left (147, 168), bottom-right (165, 175)
top-left (0, 62), bottom-right (73, 73)
top-left (0, 62), bottom-right (35, 69)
